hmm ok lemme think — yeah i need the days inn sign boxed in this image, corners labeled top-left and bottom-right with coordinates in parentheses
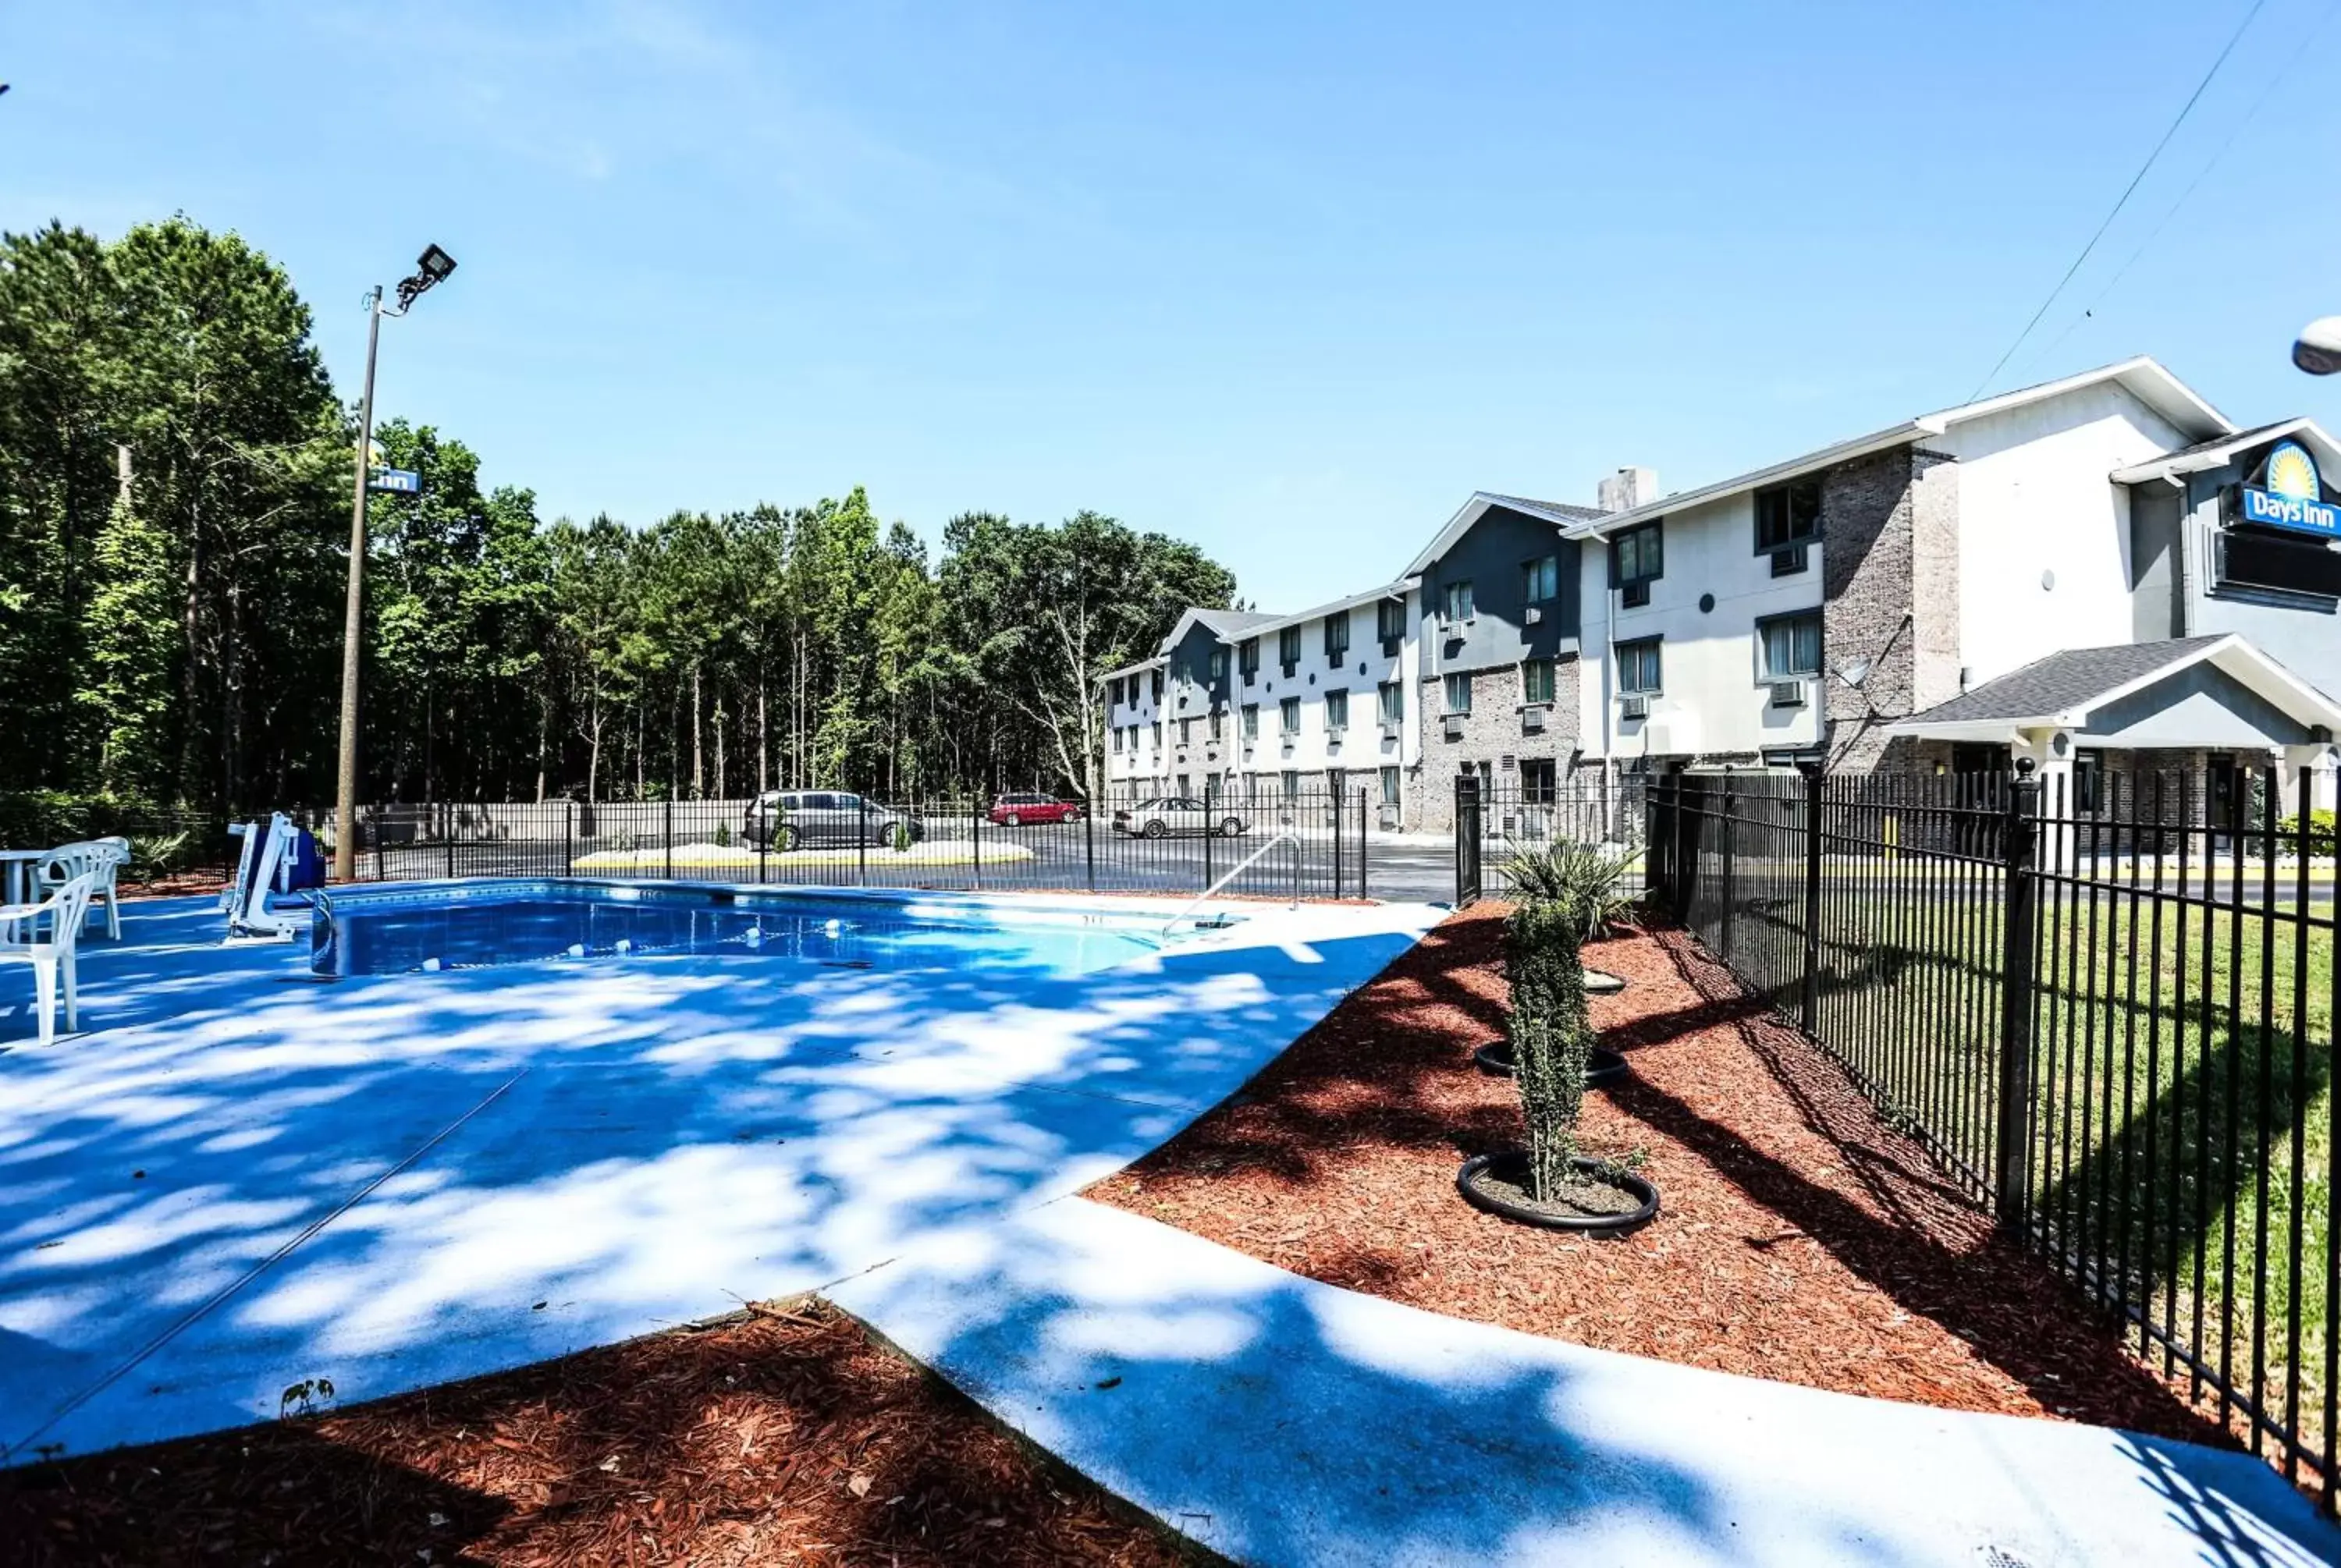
top-left (2239, 440), bottom-right (2339, 539)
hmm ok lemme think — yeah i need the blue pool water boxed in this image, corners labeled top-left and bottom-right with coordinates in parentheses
top-left (308, 880), bottom-right (1167, 980)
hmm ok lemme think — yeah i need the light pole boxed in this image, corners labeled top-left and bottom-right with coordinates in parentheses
top-left (332, 244), bottom-right (457, 882)
top-left (2294, 317), bottom-right (2341, 376)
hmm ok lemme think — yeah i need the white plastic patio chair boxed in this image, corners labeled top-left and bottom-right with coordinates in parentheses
top-left (37, 839), bottom-right (126, 940)
top-left (1, 870), bottom-right (98, 1046)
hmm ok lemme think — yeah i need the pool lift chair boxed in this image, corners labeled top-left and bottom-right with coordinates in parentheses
top-left (222, 813), bottom-right (314, 943)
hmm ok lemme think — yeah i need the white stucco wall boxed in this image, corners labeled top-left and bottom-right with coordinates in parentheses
top-left (1235, 598), bottom-right (1420, 788)
top-left (1936, 382), bottom-right (2189, 687)
top-left (1576, 489), bottom-right (1826, 762)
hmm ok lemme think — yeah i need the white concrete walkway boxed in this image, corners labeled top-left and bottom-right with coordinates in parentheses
top-left (831, 1197), bottom-right (2341, 1568)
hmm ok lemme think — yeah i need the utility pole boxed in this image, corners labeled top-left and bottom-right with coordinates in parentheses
top-left (329, 246), bottom-right (456, 883)
top-left (332, 289), bottom-right (384, 883)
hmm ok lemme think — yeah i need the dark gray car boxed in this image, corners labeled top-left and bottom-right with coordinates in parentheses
top-left (743, 790), bottom-right (923, 850)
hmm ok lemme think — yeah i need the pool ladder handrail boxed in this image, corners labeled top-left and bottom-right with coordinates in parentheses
top-left (1160, 828), bottom-right (1301, 938)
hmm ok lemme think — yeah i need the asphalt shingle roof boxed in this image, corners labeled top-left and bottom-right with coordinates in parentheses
top-left (1191, 608), bottom-right (1281, 638)
top-left (1483, 493), bottom-right (1607, 523)
top-left (1909, 637), bottom-right (2229, 725)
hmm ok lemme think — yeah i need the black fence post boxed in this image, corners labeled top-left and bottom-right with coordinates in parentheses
top-left (1994, 759), bottom-right (2043, 1240)
top-left (1204, 799), bottom-right (1216, 895)
top-left (374, 805), bottom-right (385, 883)
top-left (1719, 767), bottom-right (1738, 961)
top-left (1330, 791), bottom-right (1341, 899)
top-left (1672, 773), bottom-right (1696, 917)
top-left (1357, 788), bottom-right (1368, 899)
top-left (1082, 791), bottom-right (1096, 892)
top-left (445, 803), bottom-right (456, 882)
top-left (1453, 773), bottom-right (1482, 905)
top-left (1799, 762), bottom-right (1823, 1033)
top-left (564, 800), bottom-right (574, 877)
top-left (970, 795), bottom-right (982, 892)
top-left (857, 794), bottom-right (869, 887)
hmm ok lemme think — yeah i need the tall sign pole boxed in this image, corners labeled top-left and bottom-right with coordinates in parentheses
top-left (332, 288), bottom-right (384, 883)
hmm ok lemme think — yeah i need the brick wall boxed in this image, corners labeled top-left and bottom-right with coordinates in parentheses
top-left (1407, 658), bottom-right (1583, 832)
top-left (1820, 446), bottom-right (1940, 772)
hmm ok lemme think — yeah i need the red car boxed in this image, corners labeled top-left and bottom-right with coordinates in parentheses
top-left (987, 792), bottom-right (1083, 826)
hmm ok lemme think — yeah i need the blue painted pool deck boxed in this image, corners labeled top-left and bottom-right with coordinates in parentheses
top-left (0, 887), bottom-right (1440, 1464)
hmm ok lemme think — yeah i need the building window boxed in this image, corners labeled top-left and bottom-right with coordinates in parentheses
top-left (1150, 721), bottom-right (1163, 747)
top-left (1111, 725), bottom-right (1124, 752)
top-left (1521, 658), bottom-right (1554, 704)
top-left (1377, 597), bottom-right (1406, 642)
top-left (1442, 579), bottom-right (1475, 625)
top-left (1377, 679), bottom-right (1403, 725)
top-left (1521, 554), bottom-right (1558, 604)
top-left (1242, 704), bottom-right (1259, 740)
top-left (1615, 637), bottom-right (1662, 694)
top-left (1444, 672), bottom-right (1472, 715)
top-left (1757, 612), bottom-right (1822, 679)
top-left (1239, 638), bottom-right (1259, 679)
top-left (1150, 669), bottom-right (1163, 700)
top-left (1281, 770), bottom-right (1299, 802)
top-left (1278, 625), bottom-right (1303, 672)
top-left (1326, 689), bottom-right (1349, 732)
top-left (1520, 757), bottom-right (1557, 804)
top-left (1178, 717), bottom-right (1193, 745)
top-left (1280, 696), bottom-right (1302, 735)
top-left (1209, 647), bottom-right (1227, 682)
top-left (1324, 610), bottom-right (1351, 660)
top-left (1755, 477), bottom-right (1821, 552)
top-left (1210, 708), bottom-right (1224, 741)
top-left (1379, 765), bottom-right (1401, 807)
top-left (1611, 522), bottom-right (1662, 591)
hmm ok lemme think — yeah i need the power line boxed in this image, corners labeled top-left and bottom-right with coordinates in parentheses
top-left (2012, 0), bottom-right (2341, 382)
top-left (1969, 0), bottom-right (2269, 399)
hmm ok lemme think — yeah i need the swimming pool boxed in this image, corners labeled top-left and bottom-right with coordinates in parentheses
top-left (307, 879), bottom-right (1172, 980)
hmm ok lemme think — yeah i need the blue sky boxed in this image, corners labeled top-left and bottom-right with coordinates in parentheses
top-left (5, 1), bottom-right (2338, 609)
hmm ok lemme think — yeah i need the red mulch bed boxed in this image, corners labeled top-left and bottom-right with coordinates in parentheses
top-left (1088, 903), bottom-right (2233, 1448)
top-left (0, 1301), bottom-right (1208, 1568)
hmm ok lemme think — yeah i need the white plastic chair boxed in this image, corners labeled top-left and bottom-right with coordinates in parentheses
top-left (37, 840), bottom-right (126, 940)
top-left (1, 871), bottom-right (98, 1045)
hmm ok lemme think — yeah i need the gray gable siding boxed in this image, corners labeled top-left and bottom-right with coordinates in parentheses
top-left (1415, 506), bottom-right (1580, 679)
top-left (2080, 661), bottom-right (2315, 747)
top-left (1164, 620), bottom-right (1227, 722)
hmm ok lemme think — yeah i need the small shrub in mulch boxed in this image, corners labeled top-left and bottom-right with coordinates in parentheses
top-left (1087, 903), bottom-right (2240, 1453)
top-left (0, 1301), bottom-right (1212, 1568)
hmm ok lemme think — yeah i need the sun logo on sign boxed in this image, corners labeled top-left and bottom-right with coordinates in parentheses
top-left (2265, 441), bottom-right (2320, 502)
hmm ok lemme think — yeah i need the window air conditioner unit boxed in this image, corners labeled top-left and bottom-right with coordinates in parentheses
top-left (1325, 726), bottom-right (1345, 746)
top-left (1768, 679), bottom-right (1809, 710)
top-left (1524, 605), bottom-right (1543, 625)
top-left (1622, 581), bottom-right (1650, 608)
top-left (1521, 706), bottom-right (1546, 733)
top-left (1381, 637), bottom-right (1403, 658)
top-left (1771, 545), bottom-right (1809, 576)
top-left (1443, 712), bottom-right (1467, 740)
top-left (1379, 719), bottom-right (1402, 740)
top-left (1620, 694), bottom-right (1650, 721)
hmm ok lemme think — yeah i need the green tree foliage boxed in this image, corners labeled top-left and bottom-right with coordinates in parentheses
top-left (1506, 896), bottom-right (1593, 1200)
top-left (0, 218), bottom-right (1236, 810)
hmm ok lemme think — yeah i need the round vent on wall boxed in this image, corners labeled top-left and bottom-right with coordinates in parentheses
top-left (1698, 593), bottom-right (1716, 614)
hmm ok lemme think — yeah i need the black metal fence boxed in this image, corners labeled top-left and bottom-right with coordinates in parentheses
top-left (312, 788), bottom-right (1375, 900)
top-left (0, 797), bottom-right (238, 886)
top-left (1454, 777), bottom-right (1647, 904)
top-left (1645, 764), bottom-right (2339, 1507)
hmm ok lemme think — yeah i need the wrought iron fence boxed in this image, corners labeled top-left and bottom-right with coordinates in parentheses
top-left (319, 787), bottom-right (1374, 900)
top-left (1647, 764), bottom-right (2339, 1508)
top-left (1454, 777), bottom-right (1647, 905)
